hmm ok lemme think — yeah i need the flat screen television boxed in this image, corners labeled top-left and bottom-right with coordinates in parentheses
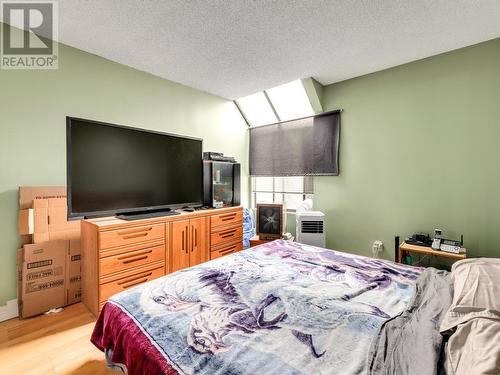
top-left (66, 117), bottom-right (203, 219)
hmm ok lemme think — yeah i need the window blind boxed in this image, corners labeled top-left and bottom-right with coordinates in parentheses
top-left (249, 111), bottom-right (340, 176)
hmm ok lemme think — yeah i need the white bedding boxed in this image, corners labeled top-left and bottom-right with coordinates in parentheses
top-left (440, 258), bottom-right (500, 375)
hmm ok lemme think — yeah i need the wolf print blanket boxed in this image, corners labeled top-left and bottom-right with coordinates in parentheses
top-left (92, 240), bottom-right (422, 375)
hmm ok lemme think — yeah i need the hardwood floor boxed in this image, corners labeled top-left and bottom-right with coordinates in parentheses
top-left (0, 303), bottom-right (119, 375)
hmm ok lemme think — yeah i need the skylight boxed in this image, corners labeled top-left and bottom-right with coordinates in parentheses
top-left (235, 79), bottom-right (315, 127)
top-left (235, 92), bottom-right (278, 127)
top-left (266, 80), bottom-right (314, 121)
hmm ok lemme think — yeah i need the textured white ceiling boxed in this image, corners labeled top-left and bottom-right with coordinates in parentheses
top-left (56, 1), bottom-right (500, 99)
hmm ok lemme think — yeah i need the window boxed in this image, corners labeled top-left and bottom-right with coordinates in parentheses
top-left (235, 79), bottom-right (314, 127)
top-left (235, 92), bottom-right (278, 127)
top-left (266, 80), bottom-right (314, 121)
top-left (238, 79), bottom-right (318, 211)
top-left (252, 176), bottom-right (314, 211)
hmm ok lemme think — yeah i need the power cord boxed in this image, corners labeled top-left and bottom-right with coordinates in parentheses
top-left (413, 254), bottom-right (431, 266)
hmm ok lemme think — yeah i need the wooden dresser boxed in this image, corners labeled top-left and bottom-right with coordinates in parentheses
top-left (81, 206), bottom-right (243, 316)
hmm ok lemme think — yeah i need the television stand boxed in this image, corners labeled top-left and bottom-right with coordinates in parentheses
top-left (116, 209), bottom-right (180, 221)
top-left (81, 206), bottom-right (243, 317)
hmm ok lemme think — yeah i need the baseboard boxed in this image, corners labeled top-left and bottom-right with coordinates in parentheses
top-left (0, 299), bottom-right (19, 322)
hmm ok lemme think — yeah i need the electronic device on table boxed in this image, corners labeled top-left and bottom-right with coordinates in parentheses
top-left (432, 229), bottom-right (465, 254)
top-left (256, 203), bottom-right (284, 240)
top-left (439, 239), bottom-right (464, 254)
top-left (203, 155), bottom-right (240, 209)
top-left (66, 117), bottom-right (203, 220)
top-left (432, 229), bottom-right (443, 249)
top-left (406, 232), bottom-right (432, 247)
top-left (203, 152), bottom-right (236, 163)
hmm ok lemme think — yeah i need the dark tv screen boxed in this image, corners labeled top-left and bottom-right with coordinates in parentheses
top-left (67, 117), bottom-right (203, 218)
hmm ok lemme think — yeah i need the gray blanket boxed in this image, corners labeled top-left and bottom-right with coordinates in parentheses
top-left (368, 268), bottom-right (452, 375)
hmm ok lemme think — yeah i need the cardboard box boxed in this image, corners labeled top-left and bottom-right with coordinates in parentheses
top-left (18, 209), bottom-right (34, 235)
top-left (17, 239), bottom-right (82, 318)
top-left (17, 187), bottom-right (82, 317)
top-left (19, 186), bottom-right (75, 244)
top-left (32, 197), bottom-right (80, 243)
top-left (19, 186), bottom-right (67, 210)
top-left (66, 239), bottom-right (81, 305)
top-left (17, 241), bottom-right (67, 318)
top-left (19, 196), bottom-right (80, 244)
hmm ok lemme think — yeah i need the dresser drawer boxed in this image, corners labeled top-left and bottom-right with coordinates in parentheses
top-left (99, 224), bottom-right (164, 250)
top-left (99, 263), bottom-right (164, 303)
top-left (211, 224), bottom-right (243, 247)
top-left (100, 243), bottom-right (165, 277)
top-left (210, 240), bottom-right (243, 260)
top-left (211, 210), bottom-right (242, 229)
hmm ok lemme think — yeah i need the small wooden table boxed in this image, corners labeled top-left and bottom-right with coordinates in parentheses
top-left (398, 241), bottom-right (466, 264)
top-left (249, 235), bottom-right (273, 248)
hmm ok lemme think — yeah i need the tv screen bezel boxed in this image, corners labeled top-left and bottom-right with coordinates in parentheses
top-left (66, 116), bottom-right (203, 220)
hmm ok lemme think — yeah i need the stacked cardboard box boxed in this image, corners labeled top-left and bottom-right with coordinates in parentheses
top-left (18, 186), bottom-right (80, 244)
top-left (17, 187), bottom-right (82, 318)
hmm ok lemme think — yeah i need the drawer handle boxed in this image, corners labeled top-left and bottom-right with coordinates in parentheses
top-left (118, 271), bottom-right (153, 288)
top-left (117, 227), bottom-right (153, 236)
top-left (121, 255), bottom-right (149, 264)
top-left (182, 228), bottom-right (185, 252)
top-left (122, 232), bottom-right (149, 240)
top-left (191, 226), bottom-right (198, 252)
top-left (191, 225), bottom-right (194, 252)
top-left (117, 249), bottom-right (153, 261)
top-left (219, 229), bottom-right (236, 238)
top-left (120, 277), bottom-right (149, 289)
top-left (219, 213), bottom-right (236, 221)
top-left (220, 246), bottom-right (236, 255)
top-left (219, 228), bottom-right (237, 235)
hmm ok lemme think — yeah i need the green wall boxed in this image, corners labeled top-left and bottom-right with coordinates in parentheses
top-left (0, 38), bottom-right (248, 306)
top-left (316, 38), bottom-right (500, 260)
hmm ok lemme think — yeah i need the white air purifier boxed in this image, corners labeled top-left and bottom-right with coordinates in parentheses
top-left (296, 211), bottom-right (325, 247)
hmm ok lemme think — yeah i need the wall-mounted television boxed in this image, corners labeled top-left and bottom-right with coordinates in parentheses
top-left (66, 117), bottom-right (203, 220)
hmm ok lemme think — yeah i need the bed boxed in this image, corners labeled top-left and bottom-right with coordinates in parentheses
top-left (91, 240), bottom-right (500, 375)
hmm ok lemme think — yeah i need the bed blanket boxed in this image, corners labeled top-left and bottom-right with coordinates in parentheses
top-left (92, 240), bottom-right (422, 375)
